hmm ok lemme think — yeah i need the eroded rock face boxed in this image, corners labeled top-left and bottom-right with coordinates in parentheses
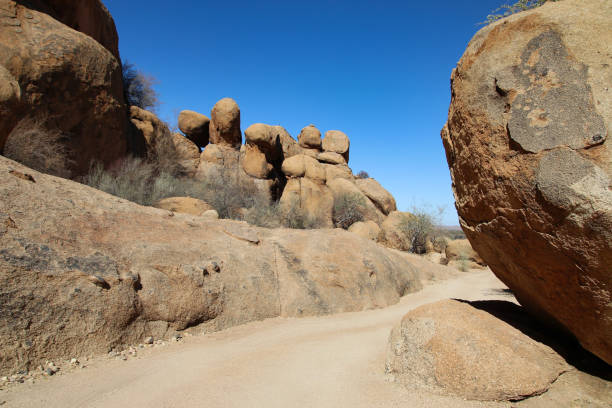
top-left (153, 197), bottom-right (214, 216)
top-left (322, 130), bottom-right (350, 162)
top-left (0, 0), bottom-right (128, 175)
top-left (355, 178), bottom-right (397, 215)
top-left (0, 155), bottom-right (426, 372)
top-left (209, 98), bottom-right (241, 148)
top-left (178, 110), bottom-right (210, 149)
top-left (386, 299), bottom-right (569, 401)
top-left (441, 0), bottom-right (612, 364)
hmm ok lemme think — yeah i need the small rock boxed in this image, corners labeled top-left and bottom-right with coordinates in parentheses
top-left (0, 376), bottom-right (7, 382)
top-left (45, 368), bottom-right (55, 376)
top-left (144, 336), bottom-right (154, 345)
top-left (173, 333), bottom-right (182, 341)
top-left (70, 358), bottom-right (79, 365)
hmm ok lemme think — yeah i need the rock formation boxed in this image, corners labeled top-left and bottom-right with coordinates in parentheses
top-left (209, 98), bottom-right (242, 148)
top-left (0, 155), bottom-right (429, 373)
top-left (0, 0), bottom-right (128, 175)
top-left (441, 0), bottom-right (611, 364)
top-left (444, 239), bottom-right (486, 269)
top-left (386, 299), bottom-right (569, 401)
top-left (178, 110), bottom-right (210, 149)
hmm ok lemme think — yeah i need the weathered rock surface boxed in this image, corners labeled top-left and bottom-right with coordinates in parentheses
top-left (380, 211), bottom-right (411, 250)
top-left (178, 110), bottom-right (210, 149)
top-left (0, 0), bottom-right (128, 175)
top-left (153, 197), bottom-right (214, 216)
top-left (356, 178), bottom-right (397, 215)
top-left (386, 299), bottom-right (569, 401)
top-left (317, 151), bottom-right (346, 165)
top-left (280, 177), bottom-right (334, 227)
top-left (209, 98), bottom-right (241, 148)
top-left (327, 178), bottom-right (384, 225)
top-left (444, 239), bottom-right (486, 268)
top-left (348, 221), bottom-right (381, 242)
top-left (298, 124), bottom-right (322, 149)
top-left (282, 154), bottom-right (326, 183)
top-left (171, 132), bottom-right (200, 176)
top-left (322, 130), bottom-right (350, 162)
top-left (0, 156), bottom-right (427, 373)
top-left (441, 0), bottom-right (612, 363)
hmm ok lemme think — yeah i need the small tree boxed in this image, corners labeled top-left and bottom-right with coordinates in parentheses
top-left (333, 192), bottom-right (366, 229)
top-left (356, 170), bottom-right (370, 179)
top-left (399, 205), bottom-right (445, 254)
top-left (122, 60), bottom-right (159, 110)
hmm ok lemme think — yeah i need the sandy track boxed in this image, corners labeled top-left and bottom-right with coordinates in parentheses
top-left (2, 270), bottom-right (515, 408)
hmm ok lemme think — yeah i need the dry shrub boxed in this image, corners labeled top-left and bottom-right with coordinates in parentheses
top-left (333, 192), bottom-right (366, 229)
top-left (3, 117), bottom-right (74, 178)
top-left (356, 170), bottom-right (370, 179)
top-left (282, 198), bottom-right (324, 229)
top-left (398, 206), bottom-right (445, 254)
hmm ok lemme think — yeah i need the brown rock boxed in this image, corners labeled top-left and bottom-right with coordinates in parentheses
top-left (171, 133), bottom-right (200, 176)
top-left (281, 154), bottom-right (326, 183)
top-left (355, 178), bottom-right (397, 215)
top-left (280, 178), bottom-right (334, 228)
top-left (0, 155), bottom-right (426, 372)
top-left (209, 98), bottom-right (241, 148)
top-left (380, 211), bottom-right (412, 251)
top-left (322, 130), bottom-right (350, 162)
top-left (153, 197), bottom-right (214, 216)
top-left (298, 124), bottom-right (322, 148)
top-left (276, 126), bottom-right (303, 159)
top-left (328, 178), bottom-right (385, 225)
top-left (0, 0), bottom-right (128, 175)
top-left (317, 151), bottom-right (346, 165)
top-left (241, 143), bottom-right (272, 179)
top-left (178, 110), bottom-right (210, 149)
top-left (445, 239), bottom-right (486, 268)
top-left (441, 0), bottom-right (612, 363)
top-left (386, 299), bottom-right (569, 401)
top-left (322, 163), bottom-right (353, 181)
top-left (348, 221), bottom-right (381, 242)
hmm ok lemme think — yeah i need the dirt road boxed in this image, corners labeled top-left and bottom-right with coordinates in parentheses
top-left (2, 270), bottom-right (516, 408)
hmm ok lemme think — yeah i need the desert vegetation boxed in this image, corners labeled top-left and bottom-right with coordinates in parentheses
top-left (333, 192), bottom-right (366, 229)
top-left (122, 60), bottom-right (159, 111)
top-left (483, 0), bottom-right (559, 24)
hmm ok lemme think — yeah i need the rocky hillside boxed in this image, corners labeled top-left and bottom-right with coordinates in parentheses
top-left (0, 154), bottom-right (453, 373)
top-left (441, 0), bottom-right (611, 364)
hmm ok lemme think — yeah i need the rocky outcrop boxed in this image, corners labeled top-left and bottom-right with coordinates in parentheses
top-left (298, 124), bottom-right (322, 149)
top-left (178, 110), bottom-right (210, 149)
top-left (355, 178), bottom-right (397, 215)
top-left (441, 0), bottom-right (611, 363)
top-left (153, 197), bottom-right (214, 216)
top-left (322, 130), bottom-right (350, 163)
top-left (0, 155), bottom-right (430, 372)
top-left (380, 211), bottom-right (412, 250)
top-left (209, 98), bottom-right (241, 148)
top-left (386, 299), bottom-right (569, 401)
top-left (327, 178), bottom-right (384, 226)
top-left (0, 0), bottom-right (128, 175)
top-left (444, 239), bottom-right (486, 268)
top-left (348, 221), bottom-right (381, 242)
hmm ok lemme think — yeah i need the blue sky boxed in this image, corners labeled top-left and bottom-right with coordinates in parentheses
top-left (103, 0), bottom-right (504, 226)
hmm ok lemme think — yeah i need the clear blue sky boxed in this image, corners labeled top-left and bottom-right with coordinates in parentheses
top-left (103, 0), bottom-right (503, 226)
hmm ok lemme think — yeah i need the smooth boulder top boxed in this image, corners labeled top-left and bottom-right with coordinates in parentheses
top-left (386, 299), bottom-right (569, 401)
top-left (441, 0), bottom-right (612, 364)
top-left (355, 178), bottom-right (397, 216)
top-left (209, 97), bottom-right (242, 148)
top-left (322, 130), bottom-right (350, 161)
top-left (298, 124), bottom-right (322, 149)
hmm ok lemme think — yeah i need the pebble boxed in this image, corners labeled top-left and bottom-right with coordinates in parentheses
top-left (70, 358), bottom-right (79, 365)
top-left (173, 334), bottom-right (182, 342)
top-left (144, 336), bottom-right (154, 345)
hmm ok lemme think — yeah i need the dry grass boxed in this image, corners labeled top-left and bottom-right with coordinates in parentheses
top-left (333, 192), bottom-right (366, 229)
top-left (3, 117), bottom-right (74, 179)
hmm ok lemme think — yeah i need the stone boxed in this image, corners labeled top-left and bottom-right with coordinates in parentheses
top-left (355, 178), bottom-right (397, 215)
top-left (241, 143), bottom-right (272, 179)
top-left (444, 239), bottom-right (486, 268)
top-left (317, 151), bottom-right (346, 165)
top-left (144, 336), bottom-right (154, 345)
top-left (280, 178), bottom-right (334, 228)
top-left (322, 164), bottom-right (353, 181)
top-left (327, 178), bottom-right (384, 225)
top-left (386, 299), bottom-right (569, 401)
top-left (0, 155), bottom-right (430, 372)
top-left (178, 110), bottom-right (210, 148)
top-left (202, 210), bottom-right (219, 220)
top-left (281, 154), bottom-right (325, 183)
top-left (380, 211), bottom-right (413, 251)
top-left (0, 0), bottom-right (129, 175)
top-left (171, 133), bottom-right (200, 176)
top-left (298, 124), bottom-right (322, 148)
top-left (153, 197), bottom-right (214, 217)
top-left (441, 0), bottom-right (612, 363)
top-left (322, 130), bottom-right (350, 162)
top-left (348, 221), bottom-right (381, 242)
top-left (209, 98), bottom-right (241, 148)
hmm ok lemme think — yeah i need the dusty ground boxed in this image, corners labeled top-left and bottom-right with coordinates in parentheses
top-left (1, 269), bottom-right (608, 407)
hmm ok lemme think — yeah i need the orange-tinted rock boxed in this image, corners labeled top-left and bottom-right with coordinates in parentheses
top-left (441, 0), bottom-right (612, 363)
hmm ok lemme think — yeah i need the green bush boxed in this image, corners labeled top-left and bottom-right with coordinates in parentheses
top-left (333, 192), bottom-right (366, 229)
top-left (482, 0), bottom-right (559, 24)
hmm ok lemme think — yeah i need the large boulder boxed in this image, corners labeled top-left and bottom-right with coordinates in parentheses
top-left (348, 220), bottom-right (381, 242)
top-left (209, 98), bottom-right (241, 148)
top-left (327, 178), bottom-right (384, 225)
top-left (281, 154), bottom-right (326, 183)
top-left (0, 0), bottom-right (128, 175)
top-left (322, 130), bottom-right (350, 162)
top-left (178, 110), bottom-right (210, 149)
top-left (280, 177), bottom-right (334, 228)
top-left (298, 124), bottom-right (322, 149)
top-left (0, 155), bottom-right (426, 373)
top-left (355, 178), bottom-right (397, 215)
top-left (441, 0), bottom-right (612, 363)
top-left (380, 211), bottom-right (412, 251)
top-left (444, 239), bottom-right (486, 268)
top-left (386, 299), bottom-right (569, 401)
